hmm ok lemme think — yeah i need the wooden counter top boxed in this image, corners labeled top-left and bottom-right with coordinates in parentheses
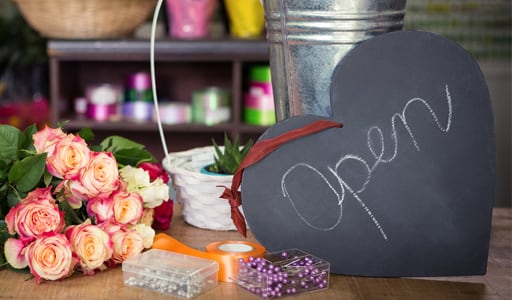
top-left (1, 207), bottom-right (510, 300)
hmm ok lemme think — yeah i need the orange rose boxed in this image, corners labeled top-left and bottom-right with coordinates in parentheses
top-left (110, 227), bottom-right (144, 264)
top-left (47, 134), bottom-right (91, 179)
top-left (112, 191), bottom-right (143, 225)
top-left (24, 233), bottom-right (76, 283)
top-left (32, 125), bottom-right (66, 156)
top-left (65, 221), bottom-right (113, 275)
top-left (79, 152), bottom-right (119, 199)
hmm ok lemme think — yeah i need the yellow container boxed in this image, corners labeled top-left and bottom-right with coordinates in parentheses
top-left (224, 0), bottom-right (265, 38)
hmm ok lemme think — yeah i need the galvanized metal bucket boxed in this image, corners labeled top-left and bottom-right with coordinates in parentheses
top-left (263, 0), bottom-right (407, 120)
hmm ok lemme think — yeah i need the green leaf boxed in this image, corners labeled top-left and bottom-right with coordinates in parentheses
top-left (77, 127), bottom-right (95, 142)
top-left (21, 124), bottom-right (37, 152)
top-left (8, 153), bottom-right (46, 193)
top-left (43, 171), bottom-right (53, 187)
top-left (98, 136), bottom-right (156, 167)
top-left (0, 160), bottom-right (8, 183)
top-left (0, 220), bottom-right (9, 268)
top-left (0, 184), bottom-right (9, 219)
top-left (7, 190), bottom-right (21, 208)
top-left (59, 200), bottom-right (84, 225)
top-left (112, 148), bottom-right (156, 167)
top-left (208, 134), bottom-right (253, 174)
top-left (241, 139), bottom-right (254, 158)
top-left (0, 124), bottom-right (22, 161)
top-left (99, 136), bottom-right (145, 152)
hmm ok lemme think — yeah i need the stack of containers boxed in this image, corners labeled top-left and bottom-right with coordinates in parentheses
top-left (243, 65), bottom-right (276, 126)
top-left (191, 87), bottom-right (231, 125)
top-left (85, 84), bottom-right (122, 121)
top-left (122, 72), bottom-right (154, 122)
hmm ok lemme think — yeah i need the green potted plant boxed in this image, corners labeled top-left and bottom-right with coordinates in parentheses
top-left (201, 133), bottom-right (253, 175)
top-left (162, 134), bottom-right (253, 231)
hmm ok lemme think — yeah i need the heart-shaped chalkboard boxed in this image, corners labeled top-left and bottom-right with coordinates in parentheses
top-left (241, 30), bottom-right (495, 277)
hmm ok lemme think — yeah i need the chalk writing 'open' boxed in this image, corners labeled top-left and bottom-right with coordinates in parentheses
top-left (281, 84), bottom-right (454, 240)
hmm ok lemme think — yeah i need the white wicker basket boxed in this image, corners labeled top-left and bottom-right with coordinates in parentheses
top-left (162, 146), bottom-right (245, 231)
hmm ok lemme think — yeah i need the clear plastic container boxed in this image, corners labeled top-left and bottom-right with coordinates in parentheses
top-left (122, 249), bottom-right (219, 299)
top-left (235, 249), bottom-right (330, 299)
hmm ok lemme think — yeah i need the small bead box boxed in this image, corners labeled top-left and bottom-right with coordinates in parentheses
top-left (122, 249), bottom-right (219, 299)
top-left (235, 248), bottom-right (330, 299)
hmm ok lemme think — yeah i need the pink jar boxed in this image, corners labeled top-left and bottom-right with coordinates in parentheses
top-left (166, 0), bottom-right (217, 39)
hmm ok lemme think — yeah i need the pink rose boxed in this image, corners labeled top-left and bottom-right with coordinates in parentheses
top-left (139, 162), bottom-right (169, 184)
top-left (108, 226), bottom-right (144, 264)
top-left (99, 221), bottom-right (122, 237)
top-left (5, 188), bottom-right (65, 239)
top-left (86, 196), bottom-right (114, 223)
top-left (55, 179), bottom-right (86, 209)
top-left (24, 233), bottom-right (76, 283)
top-left (4, 238), bottom-right (30, 269)
top-left (32, 125), bottom-right (67, 156)
top-left (138, 163), bottom-right (173, 230)
top-left (20, 186), bottom-right (54, 204)
top-left (152, 200), bottom-right (173, 230)
top-left (65, 221), bottom-right (113, 275)
top-left (79, 152), bottom-right (119, 199)
top-left (47, 134), bottom-right (91, 179)
top-left (111, 191), bottom-right (143, 225)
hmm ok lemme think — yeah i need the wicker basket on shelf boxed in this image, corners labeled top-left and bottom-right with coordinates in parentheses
top-left (163, 146), bottom-right (246, 231)
top-left (13, 0), bottom-right (156, 39)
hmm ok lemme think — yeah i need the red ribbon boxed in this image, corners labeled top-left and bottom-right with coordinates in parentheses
top-left (219, 119), bottom-right (343, 237)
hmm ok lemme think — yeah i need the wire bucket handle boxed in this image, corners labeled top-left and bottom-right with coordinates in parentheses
top-left (149, 0), bottom-right (170, 161)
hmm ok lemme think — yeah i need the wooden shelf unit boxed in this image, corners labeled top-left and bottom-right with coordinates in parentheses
top-left (47, 38), bottom-right (270, 159)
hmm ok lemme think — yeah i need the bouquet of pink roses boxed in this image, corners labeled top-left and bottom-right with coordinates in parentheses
top-left (0, 124), bottom-right (173, 283)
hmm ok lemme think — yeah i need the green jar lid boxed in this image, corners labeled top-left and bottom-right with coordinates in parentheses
top-left (244, 107), bottom-right (276, 126)
top-left (250, 65), bottom-right (271, 82)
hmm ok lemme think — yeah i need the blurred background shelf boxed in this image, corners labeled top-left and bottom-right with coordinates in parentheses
top-left (47, 38), bottom-right (270, 159)
top-left (1, 0), bottom-right (509, 207)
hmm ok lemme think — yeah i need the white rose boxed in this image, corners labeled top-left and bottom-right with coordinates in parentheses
top-left (120, 166), bottom-right (150, 188)
top-left (138, 178), bottom-right (169, 208)
top-left (133, 224), bottom-right (155, 249)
